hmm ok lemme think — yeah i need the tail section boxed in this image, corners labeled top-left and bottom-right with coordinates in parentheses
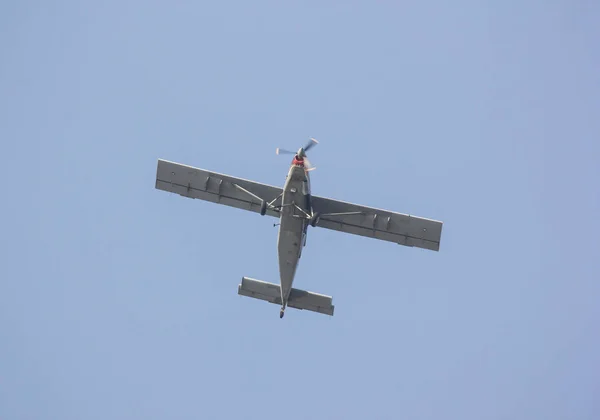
top-left (237, 277), bottom-right (334, 316)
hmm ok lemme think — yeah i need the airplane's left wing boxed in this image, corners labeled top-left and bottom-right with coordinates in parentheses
top-left (310, 195), bottom-right (443, 251)
top-left (155, 159), bottom-right (283, 217)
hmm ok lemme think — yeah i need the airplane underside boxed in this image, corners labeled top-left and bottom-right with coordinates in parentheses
top-left (276, 165), bottom-right (310, 318)
top-left (155, 137), bottom-right (443, 319)
top-left (237, 175), bottom-right (336, 319)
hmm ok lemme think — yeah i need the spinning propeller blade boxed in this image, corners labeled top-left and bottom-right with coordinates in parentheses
top-left (304, 137), bottom-right (319, 152)
top-left (304, 157), bottom-right (316, 171)
top-left (276, 137), bottom-right (320, 171)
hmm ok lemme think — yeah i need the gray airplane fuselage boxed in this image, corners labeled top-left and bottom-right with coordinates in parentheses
top-left (277, 162), bottom-right (312, 306)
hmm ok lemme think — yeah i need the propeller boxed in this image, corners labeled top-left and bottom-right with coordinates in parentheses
top-left (303, 137), bottom-right (319, 152)
top-left (276, 138), bottom-right (319, 170)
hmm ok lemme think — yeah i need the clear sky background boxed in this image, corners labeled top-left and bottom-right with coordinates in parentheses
top-left (1, 1), bottom-right (599, 419)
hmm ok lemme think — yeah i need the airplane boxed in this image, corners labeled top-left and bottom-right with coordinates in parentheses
top-left (155, 138), bottom-right (443, 318)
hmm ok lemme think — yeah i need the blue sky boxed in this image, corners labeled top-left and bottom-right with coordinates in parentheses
top-left (1, 1), bottom-right (599, 419)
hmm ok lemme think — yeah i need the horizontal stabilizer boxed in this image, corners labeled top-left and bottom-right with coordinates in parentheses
top-left (237, 277), bottom-right (334, 316)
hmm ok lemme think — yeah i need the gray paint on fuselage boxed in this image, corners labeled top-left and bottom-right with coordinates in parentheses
top-left (277, 164), bottom-right (312, 306)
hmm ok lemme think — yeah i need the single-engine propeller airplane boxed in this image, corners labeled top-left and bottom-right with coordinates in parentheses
top-left (155, 138), bottom-right (443, 318)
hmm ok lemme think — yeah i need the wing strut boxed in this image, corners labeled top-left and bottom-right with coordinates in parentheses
top-left (232, 183), bottom-right (280, 216)
top-left (268, 192), bottom-right (283, 208)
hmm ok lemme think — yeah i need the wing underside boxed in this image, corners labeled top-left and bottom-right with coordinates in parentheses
top-left (310, 195), bottom-right (443, 251)
top-left (155, 159), bottom-right (283, 217)
top-left (155, 159), bottom-right (442, 251)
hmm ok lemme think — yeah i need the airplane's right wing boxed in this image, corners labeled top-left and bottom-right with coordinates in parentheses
top-left (155, 159), bottom-right (283, 217)
top-left (310, 195), bottom-right (443, 251)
